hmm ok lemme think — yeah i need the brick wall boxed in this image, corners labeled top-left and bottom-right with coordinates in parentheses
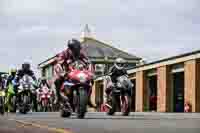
top-left (157, 66), bottom-right (172, 112)
top-left (136, 71), bottom-right (148, 112)
top-left (184, 59), bottom-right (200, 112)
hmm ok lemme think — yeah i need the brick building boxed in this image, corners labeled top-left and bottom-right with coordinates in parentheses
top-left (94, 50), bottom-right (200, 112)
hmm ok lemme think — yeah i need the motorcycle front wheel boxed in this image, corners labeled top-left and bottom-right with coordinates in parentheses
top-left (11, 95), bottom-right (16, 112)
top-left (107, 94), bottom-right (117, 116)
top-left (75, 88), bottom-right (88, 119)
top-left (19, 95), bottom-right (29, 114)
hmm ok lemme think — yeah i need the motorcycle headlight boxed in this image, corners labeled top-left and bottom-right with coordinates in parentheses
top-left (80, 77), bottom-right (86, 83)
top-left (25, 84), bottom-right (29, 88)
top-left (78, 74), bottom-right (87, 83)
top-left (18, 89), bottom-right (22, 93)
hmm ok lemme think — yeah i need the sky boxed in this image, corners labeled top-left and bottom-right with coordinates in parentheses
top-left (1, 0), bottom-right (200, 76)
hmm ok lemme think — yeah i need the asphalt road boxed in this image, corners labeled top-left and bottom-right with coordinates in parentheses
top-left (1, 112), bottom-right (200, 133)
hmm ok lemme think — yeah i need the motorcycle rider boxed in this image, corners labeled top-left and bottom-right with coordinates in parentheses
top-left (6, 69), bottom-right (17, 90)
top-left (6, 69), bottom-right (17, 112)
top-left (105, 58), bottom-right (132, 107)
top-left (13, 62), bottom-right (38, 112)
top-left (54, 38), bottom-right (96, 108)
top-left (38, 77), bottom-right (50, 89)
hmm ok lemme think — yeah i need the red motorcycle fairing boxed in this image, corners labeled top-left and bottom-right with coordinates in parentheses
top-left (68, 70), bottom-right (92, 82)
top-left (61, 63), bottom-right (93, 92)
top-left (38, 87), bottom-right (52, 102)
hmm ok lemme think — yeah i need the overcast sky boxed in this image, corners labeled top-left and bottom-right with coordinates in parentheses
top-left (1, 0), bottom-right (200, 75)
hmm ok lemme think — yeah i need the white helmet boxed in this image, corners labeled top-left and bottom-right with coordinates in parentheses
top-left (114, 58), bottom-right (126, 70)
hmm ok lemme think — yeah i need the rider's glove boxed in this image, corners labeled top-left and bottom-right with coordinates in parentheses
top-left (12, 80), bottom-right (19, 86)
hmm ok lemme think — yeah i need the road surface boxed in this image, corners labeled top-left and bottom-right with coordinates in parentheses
top-left (1, 112), bottom-right (200, 133)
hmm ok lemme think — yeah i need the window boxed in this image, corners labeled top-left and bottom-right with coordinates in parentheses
top-left (45, 65), bottom-right (53, 80)
top-left (95, 64), bottom-right (105, 72)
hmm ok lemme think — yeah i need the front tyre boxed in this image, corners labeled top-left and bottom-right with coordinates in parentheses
top-left (11, 96), bottom-right (16, 112)
top-left (19, 95), bottom-right (29, 114)
top-left (107, 95), bottom-right (117, 116)
top-left (77, 88), bottom-right (88, 119)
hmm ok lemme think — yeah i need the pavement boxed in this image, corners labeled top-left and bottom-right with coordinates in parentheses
top-left (1, 112), bottom-right (200, 133)
top-left (0, 116), bottom-right (56, 133)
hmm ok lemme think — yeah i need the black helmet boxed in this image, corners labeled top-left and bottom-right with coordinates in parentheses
top-left (22, 62), bottom-right (30, 71)
top-left (114, 58), bottom-right (126, 70)
top-left (68, 39), bottom-right (81, 58)
top-left (41, 79), bottom-right (47, 85)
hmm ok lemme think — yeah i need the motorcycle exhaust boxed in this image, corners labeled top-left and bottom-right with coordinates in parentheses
top-left (105, 103), bottom-right (112, 109)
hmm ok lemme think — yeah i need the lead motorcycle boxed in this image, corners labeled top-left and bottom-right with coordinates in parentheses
top-left (60, 61), bottom-right (94, 119)
top-left (18, 75), bottom-right (36, 114)
top-left (106, 75), bottom-right (133, 116)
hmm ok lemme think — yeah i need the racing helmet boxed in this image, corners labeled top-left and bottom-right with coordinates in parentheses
top-left (114, 58), bottom-right (126, 70)
top-left (67, 39), bottom-right (82, 59)
top-left (9, 68), bottom-right (17, 76)
top-left (22, 62), bottom-right (31, 71)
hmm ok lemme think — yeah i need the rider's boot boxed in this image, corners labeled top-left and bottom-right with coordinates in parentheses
top-left (61, 96), bottom-right (72, 112)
